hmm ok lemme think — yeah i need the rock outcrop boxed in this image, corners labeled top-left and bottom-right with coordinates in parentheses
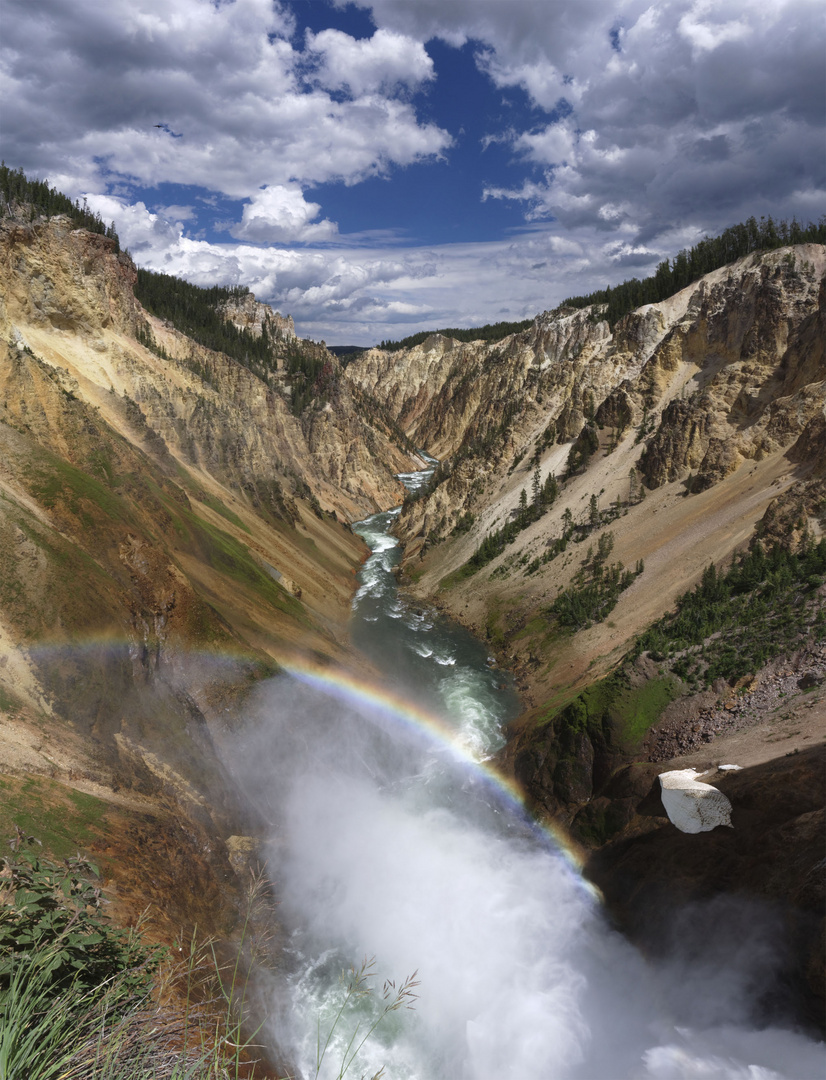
top-left (218, 291), bottom-right (295, 342)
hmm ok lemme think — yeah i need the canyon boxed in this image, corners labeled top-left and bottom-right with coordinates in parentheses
top-left (0, 203), bottom-right (824, 1070)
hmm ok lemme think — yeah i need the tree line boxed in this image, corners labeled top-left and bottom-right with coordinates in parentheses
top-left (0, 163), bottom-right (120, 249)
top-left (378, 318), bottom-right (534, 352)
top-left (562, 214), bottom-right (826, 327)
top-left (133, 269), bottom-right (278, 369)
top-left (634, 538), bottom-right (826, 686)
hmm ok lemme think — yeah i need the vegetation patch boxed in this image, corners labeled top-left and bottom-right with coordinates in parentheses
top-left (561, 213), bottom-right (826, 327)
top-left (134, 271), bottom-right (277, 368)
top-left (180, 477), bottom-right (249, 534)
top-left (1, 163), bottom-right (120, 247)
top-left (549, 550), bottom-right (644, 632)
top-left (148, 483), bottom-right (307, 622)
top-left (609, 675), bottom-right (683, 747)
top-left (378, 318), bottom-right (533, 351)
top-left (0, 777), bottom-right (111, 862)
top-left (634, 538), bottom-right (826, 688)
top-left (439, 561), bottom-right (479, 591)
top-left (26, 450), bottom-right (131, 526)
top-left (0, 686), bottom-right (23, 714)
top-left (544, 669), bottom-right (682, 753)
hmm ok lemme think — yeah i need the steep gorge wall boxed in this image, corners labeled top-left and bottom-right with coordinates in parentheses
top-left (0, 216), bottom-right (417, 525)
top-left (347, 247), bottom-right (824, 556)
top-left (0, 213), bottom-right (422, 945)
top-left (345, 244), bottom-right (825, 794)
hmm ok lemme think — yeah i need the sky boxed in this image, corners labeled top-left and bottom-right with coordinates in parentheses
top-left (2, 0), bottom-right (824, 345)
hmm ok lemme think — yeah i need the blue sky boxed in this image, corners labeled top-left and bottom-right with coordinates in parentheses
top-left (2, 0), bottom-right (824, 344)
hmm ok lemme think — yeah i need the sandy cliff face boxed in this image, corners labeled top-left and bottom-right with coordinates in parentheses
top-left (345, 246), bottom-right (825, 805)
top-left (0, 213), bottom-right (420, 940)
top-left (0, 216), bottom-right (415, 524)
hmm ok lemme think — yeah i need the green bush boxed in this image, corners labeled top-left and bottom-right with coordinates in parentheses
top-left (0, 830), bottom-right (158, 1004)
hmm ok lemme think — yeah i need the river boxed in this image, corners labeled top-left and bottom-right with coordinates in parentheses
top-left (239, 458), bottom-right (823, 1080)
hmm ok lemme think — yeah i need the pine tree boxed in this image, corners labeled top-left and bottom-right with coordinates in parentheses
top-left (589, 493), bottom-right (599, 527)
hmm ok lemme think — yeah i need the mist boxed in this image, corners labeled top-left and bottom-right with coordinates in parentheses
top-left (219, 483), bottom-right (823, 1080)
top-left (225, 675), bottom-right (824, 1080)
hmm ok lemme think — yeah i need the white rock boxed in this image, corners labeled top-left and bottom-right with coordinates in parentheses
top-left (659, 768), bottom-right (733, 834)
top-left (717, 764), bottom-right (743, 772)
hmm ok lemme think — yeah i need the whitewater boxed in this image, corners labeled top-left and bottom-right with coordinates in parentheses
top-left (233, 458), bottom-right (823, 1080)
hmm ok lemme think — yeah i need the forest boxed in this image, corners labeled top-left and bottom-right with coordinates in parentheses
top-left (0, 163), bottom-right (120, 249)
top-left (378, 318), bottom-right (534, 352)
top-left (561, 214), bottom-right (826, 326)
top-left (635, 538), bottom-right (826, 686)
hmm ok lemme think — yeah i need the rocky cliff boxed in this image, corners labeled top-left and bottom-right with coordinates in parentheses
top-left (346, 245), bottom-right (825, 688)
top-left (218, 290), bottom-right (296, 343)
top-left (0, 211), bottom-right (420, 943)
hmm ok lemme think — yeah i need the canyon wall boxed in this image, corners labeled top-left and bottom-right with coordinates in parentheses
top-left (0, 212), bottom-right (419, 940)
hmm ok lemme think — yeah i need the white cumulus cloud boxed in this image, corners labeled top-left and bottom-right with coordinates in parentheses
top-left (231, 186), bottom-right (339, 244)
top-left (306, 26), bottom-right (435, 96)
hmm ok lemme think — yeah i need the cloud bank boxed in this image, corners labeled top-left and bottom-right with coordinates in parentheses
top-left (2, 0), bottom-right (823, 342)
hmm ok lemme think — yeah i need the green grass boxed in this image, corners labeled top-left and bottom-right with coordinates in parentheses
top-left (609, 675), bottom-right (683, 747)
top-left (172, 464), bottom-right (251, 534)
top-left (147, 482), bottom-right (307, 623)
top-left (439, 562), bottom-right (478, 590)
top-left (0, 835), bottom-right (264, 1080)
top-left (0, 686), bottom-right (23, 714)
top-left (26, 451), bottom-right (131, 525)
top-left (0, 512), bottom-right (120, 640)
top-left (191, 489), bottom-right (249, 533)
top-left (541, 671), bottom-right (682, 751)
top-left (0, 777), bottom-right (111, 861)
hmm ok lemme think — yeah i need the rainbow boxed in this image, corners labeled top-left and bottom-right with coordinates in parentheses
top-left (8, 637), bottom-right (600, 901)
top-left (274, 655), bottom-right (601, 901)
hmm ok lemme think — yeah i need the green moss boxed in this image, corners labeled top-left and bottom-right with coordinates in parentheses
top-left (608, 675), bottom-right (683, 747)
top-left (540, 671), bottom-right (681, 749)
top-left (26, 451), bottom-right (130, 525)
top-left (439, 562), bottom-right (479, 590)
top-left (0, 777), bottom-right (111, 861)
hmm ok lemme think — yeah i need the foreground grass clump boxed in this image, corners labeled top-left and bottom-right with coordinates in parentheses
top-left (0, 829), bottom-right (417, 1079)
top-left (0, 829), bottom-right (263, 1079)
